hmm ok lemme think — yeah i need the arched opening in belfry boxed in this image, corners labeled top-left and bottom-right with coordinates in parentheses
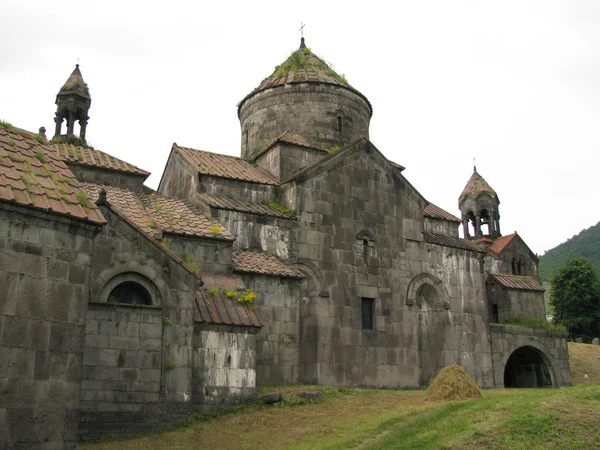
top-left (480, 209), bottom-right (491, 236)
top-left (466, 211), bottom-right (476, 237)
top-left (504, 346), bottom-right (554, 388)
top-left (417, 283), bottom-right (449, 387)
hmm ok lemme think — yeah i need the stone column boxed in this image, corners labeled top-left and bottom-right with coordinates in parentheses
top-left (67, 114), bottom-right (75, 136)
top-left (79, 117), bottom-right (88, 141)
top-left (462, 218), bottom-right (470, 238)
top-left (495, 214), bottom-right (501, 235)
top-left (475, 214), bottom-right (482, 237)
top-left (54, 114), bottom-right (63, 138)
top-left (489, 210), bottom-right (496, 235)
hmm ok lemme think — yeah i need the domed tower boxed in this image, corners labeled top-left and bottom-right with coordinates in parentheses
top-left (459, 167), bottom-right (501, 239)
top-left (238, 38), bottom-right (372, 160)
top-left (53, 64), bottom-right (91, 143)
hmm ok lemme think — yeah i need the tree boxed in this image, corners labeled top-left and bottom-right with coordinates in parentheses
top-left (550, 256), bottom-right (600, 338)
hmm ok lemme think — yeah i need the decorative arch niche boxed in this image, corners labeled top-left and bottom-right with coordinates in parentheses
top-left (405, 273), bottom-right (450, 309)
top-left (98, 272), bottom-right (162, 307)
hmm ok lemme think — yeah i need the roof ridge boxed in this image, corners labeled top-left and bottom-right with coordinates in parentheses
top-left (175, 144), bottom-right (279, 185)
top-left (53, 142), bottom-right (150, 176)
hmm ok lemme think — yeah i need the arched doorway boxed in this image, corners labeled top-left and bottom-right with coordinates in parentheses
top-left (417, 283), bottom-right (450, 387)
top-left (504, 346), bottom-right (554, 388)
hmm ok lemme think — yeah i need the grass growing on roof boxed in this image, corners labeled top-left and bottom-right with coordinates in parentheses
top-left (0, 120), bottom-right (15, 131)
top-left (76, 191), bottom-right (91, 210)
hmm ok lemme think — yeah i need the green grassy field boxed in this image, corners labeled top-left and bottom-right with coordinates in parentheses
top-left (80, 343), bottom-right (600, 450)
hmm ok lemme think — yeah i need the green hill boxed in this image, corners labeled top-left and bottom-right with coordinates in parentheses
top-left (539, 221), bottom-right (600, 282)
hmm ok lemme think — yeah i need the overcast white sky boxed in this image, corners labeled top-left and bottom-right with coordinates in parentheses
top-left (1, 1), bottom-right (598, 255)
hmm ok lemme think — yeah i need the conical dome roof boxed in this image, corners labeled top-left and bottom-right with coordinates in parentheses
top-left (58, 64), bottom-right (90, 99)
top-left (459, 169), bottom-right (498, 203)
top-left (239, 39), bottom-right (371, 113)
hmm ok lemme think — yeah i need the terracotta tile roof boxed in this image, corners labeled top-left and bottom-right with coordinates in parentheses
top-left (194, 288), bottom-right (261, 328)
top-left (54, 143), bottom-right (150, 176)
top-left (459, 169), bottom-right (498, 203)
top-left (489, 273), bottom-right (545, 292)
top-left (198, 193), bottom-right (295, 219)
top-left (422, 232), bottom-right (482, 252)
top-left (424, 203), bottom-right (461, 222)
top-left (277, 131), bottom-right (311, 147)
top-left (489, 233), bottom-right (517, 254)
top-left (175, 145), bottom-right (278, 185)
top-left (81, 183), bottom-right (233, 241)
top-left (140, 194), bottom-right (233, 239)
top-left (233, 251), bottom-right (305, 278)
top-left (0, 123), bottom-right (105, 224)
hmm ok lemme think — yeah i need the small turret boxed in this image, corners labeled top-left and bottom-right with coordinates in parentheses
top-left (53, 64), bottom-right (91, 143)
top-left (459, 167), bottom-right (501, 239)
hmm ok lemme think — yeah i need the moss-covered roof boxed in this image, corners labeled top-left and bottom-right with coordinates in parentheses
top-left (239, 39), bottom-right (370, 112)
top-left (459, 169), bottom-right (498, 203)
top-left (58, 64), bottom-right (90, 98)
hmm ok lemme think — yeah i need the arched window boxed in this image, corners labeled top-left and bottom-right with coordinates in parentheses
top-left (108, 281), bottom-right (152, 305)
top-left (517, 258), bottom-right (524, 276)
top-left (512, 257), bottom-right (518, 275)
top-left (363, 238), bottom-right (369, 257)
top-left (337, 116), bottom-right (343, 133)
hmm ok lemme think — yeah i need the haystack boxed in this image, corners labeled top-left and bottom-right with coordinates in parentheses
top-left (424, 365), bottom-right (483, 401)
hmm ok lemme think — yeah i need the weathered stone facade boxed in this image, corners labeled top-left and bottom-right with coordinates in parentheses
top-left (0, 39), bottom-right (572, 447)
top-left (0, 206), bottom-right (99, 449)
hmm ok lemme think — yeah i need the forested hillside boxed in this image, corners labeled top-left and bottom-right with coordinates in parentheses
top-left (539, 221), bottom-right (600, 282)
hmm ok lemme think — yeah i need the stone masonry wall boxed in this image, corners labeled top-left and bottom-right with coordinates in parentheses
top-left (68, 165), bottom-right (147, 192)
top-left (0, 206), bottom-right (98, 449)
top-left (212, 209), bottom-right (294, 260)
top-left (198, 176), bottom-right (277, 204)
top-left (79, 305), bottom-right (164, 438)
top-left (487, 283), bottom-right (546, 323)
top-left (241, 275), bottom-right (301, 385)
top-left (489, 237), bottom-right (538, 277)
top-left (489, 324), bottom-right (571, 387)
top-left (78, 206), bottom-right (203, 438)
top-left (192, 327), bottom-right (257, 406)
top-left (255, 142), bottom-right (327, 182)
top-left (424, 217), bottom-right (459, 237)
top-left (239, 84), bottom-right (371, 159)
top-left (283, 145), bottom-right (493, 388)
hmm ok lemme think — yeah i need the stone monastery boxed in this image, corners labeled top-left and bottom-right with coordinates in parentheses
top-left (0, 38), bottom-right (571, 447)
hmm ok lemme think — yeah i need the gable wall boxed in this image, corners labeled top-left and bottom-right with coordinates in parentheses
top-left (491, 237), bottom-right (538, 277)
top-left (78, 207), bottom-right (258, 438)
top-left (287, 149), bottom-right (494, 388)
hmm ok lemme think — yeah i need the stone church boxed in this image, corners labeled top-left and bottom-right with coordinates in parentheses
top-left (0, 38), bottom-right (570, 447)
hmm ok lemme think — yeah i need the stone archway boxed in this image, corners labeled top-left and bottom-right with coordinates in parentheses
top-left (504, 346), bottom-right (554, 388)
top-left (410, 276), bottom-right (452, 387)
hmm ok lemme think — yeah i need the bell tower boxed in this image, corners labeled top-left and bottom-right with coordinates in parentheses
top-left (459, 166), bottom-right (501, 239)
top-left (54, 64), bottom-right (91, 143)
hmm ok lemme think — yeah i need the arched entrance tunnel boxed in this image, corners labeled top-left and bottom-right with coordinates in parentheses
top-left (504, 346), bottom-right (553, 388)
